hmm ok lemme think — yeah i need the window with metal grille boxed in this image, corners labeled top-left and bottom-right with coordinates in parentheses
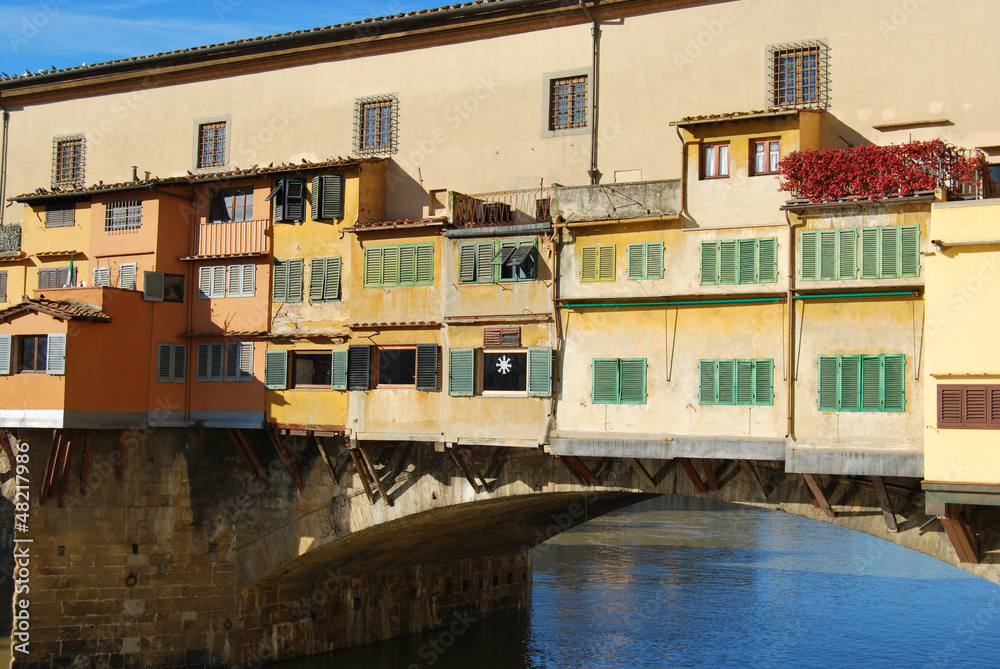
top-left (937, 385), bottom-right (1000, 429)
top-left (700, 238), bottom-right (778, 285)
top-left (52, 135), bottom-right (85, 188)
top-left (701, 142), bottom-right (730, 179)
top-left (355, 96), bottom-right (399, 156)
top-left (699, 359), bottom-right (774, 406)
top-left (105, 200), bottom-right (142, 232)
top-left (592, 358), bottom-right (647, 405)
top-left (364, 244), bottom-right (434, 288)
top-left (209, 187), bottom-right (254, 222)
top-left (768, 41), bottom-right (829, 109)
top-left (817, 354), bottom-right (905, 412)
top-left (197, 121), bottom-right (227, 168)
top-left (751, 138), bottom-right (782, 176)
top-left (549, 76), bottom-right (587, 130)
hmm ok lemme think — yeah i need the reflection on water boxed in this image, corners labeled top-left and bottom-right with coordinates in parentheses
top-left (272, 496), bottom-right (1000, 669)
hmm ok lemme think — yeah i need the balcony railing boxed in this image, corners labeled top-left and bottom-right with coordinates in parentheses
top-left (451, 188), bottom-right (551, 228)
top-left (0, 225), bottom-right (22, 255)
top-left (193, 219), bottom-right (269, 257)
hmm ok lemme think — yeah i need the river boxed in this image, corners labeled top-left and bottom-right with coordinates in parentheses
top-left (275, 496), bottom-right (999, 668)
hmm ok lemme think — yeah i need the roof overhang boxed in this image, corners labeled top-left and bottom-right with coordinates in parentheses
top-left (0, 299), bottom-right (111, 324)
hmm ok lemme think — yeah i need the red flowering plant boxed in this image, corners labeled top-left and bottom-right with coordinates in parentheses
top-left (779, 139), bottom-right (989, 203)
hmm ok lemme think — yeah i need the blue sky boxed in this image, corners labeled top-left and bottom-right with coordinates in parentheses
top-left (0, 0), bottom-right (436, 77)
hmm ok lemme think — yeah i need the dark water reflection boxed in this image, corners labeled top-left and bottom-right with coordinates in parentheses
top-left (272, 496), bottom-right (1000, 669)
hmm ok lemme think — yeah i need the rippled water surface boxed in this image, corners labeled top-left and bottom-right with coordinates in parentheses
top-left (274, 496), bottom-right (1000, 668)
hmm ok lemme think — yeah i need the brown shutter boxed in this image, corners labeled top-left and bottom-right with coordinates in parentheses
top-left (964, 386), bottom-right (988, 427)
top-left (937, 386), bottom-right (963, 428)
top-left (483, 326), bottom-right (520, 347)
top-left (990, 387), bottom-right (1000, 428)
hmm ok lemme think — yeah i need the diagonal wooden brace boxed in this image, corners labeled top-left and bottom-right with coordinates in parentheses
top-left (348, 447), bottom-right (376, 505)
top-left (0, 428), bottom-right (15, 469)
top-left (80, 430), bottom-right (92, 497)
top-left (268, 431), bottom-right (302, 493)
top-left (358, 446), bottom-right (393, 507)
top-left (457, 446), bottom-right (492, 493)
top-left (57, 430), bottom-right (77, 508)
top-left (449, 446), bottom-right (481, 494)
top-left (227, 428), bottom-right (268, 484)
top-left (678, 458), bottom-right (708, 494)
top-left (701, 459), bottom-right (720, 492)
top-left (802, 473), bottom-right (835, 517)
top-left (564, 455), bottom-right (601, 487)
top-left (871, 476), bottom-right (898, 533)
top-left (738, 460), bottom-right (768, 501)
top-left (41, 429), bottom-right (62, 504)
top-left (938, 509), bottom-right (979, 564)
top-left (628, 458), bottom-right (657, 486)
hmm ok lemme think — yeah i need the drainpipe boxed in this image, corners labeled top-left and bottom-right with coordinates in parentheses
top-left (785, 210), bottom-right (799, 441)
top-left (675, 126), bottom-right (693, 222)
top-left (0, 96), bottom-right (9, 227)
top-left (580, 1), bottom-right (601, 185)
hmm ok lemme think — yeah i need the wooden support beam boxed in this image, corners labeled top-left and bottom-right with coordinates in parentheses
top-left (41, 429), bottom-right (62, 504)
top-left (938, 512), bottom-right (979, 564)
top-left (57, 430), bottom-right (76, 508)
top-left (80, 430), bottom-right (92, 497)
top-left (0, 428), bottom-right (15, 468)
top-left (449, 447), bottom-right (481, 494)
top-left (313, 435), bottom-right (336, 480)
top-left (701, 459), bottom-right (719, 492)
top-left (359, 446), bottom-right (393, 506)
top-left (116, 430), bottom-right (126, 482)
top-left (227, 428), bottom-right (268, 484)
top-left (348, 447), bottom-right (376, 505)
top-left (558, 456), bottom-right (588, 486)
top-left (267, 431), bottom-right (302, 493)
top-left (738, 460), bottom-right (768, 501)
top-left (565, 456), bottom-right (601, 487)
top-left (628, 458), bottom-right (657, 486)
top-left (457, 446), bottom-right (492, 493)
top-left (802, 473), bottom-right (835, 517)
top-left (871, 476), bottom-right (898, 533)
top-left (678, 458), bottom-right (708, 494)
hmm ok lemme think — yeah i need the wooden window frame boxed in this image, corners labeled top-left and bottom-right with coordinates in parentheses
top-left (52, 135), bottom-right (85, 189)
top-left (209, 186), bottom-right (254, 223)
top-left (292, 350), bottom-right (333, 389)
top-left (18, 335), bottom-right (48, 373)
top-left (375, 345), bottom-right (419, 389)
top-left (750, 138), bottom-right (782, 176)
top-left (700, 142), bottom-right (730, 180)
top-left (549, 75), bottom-right (588, 131)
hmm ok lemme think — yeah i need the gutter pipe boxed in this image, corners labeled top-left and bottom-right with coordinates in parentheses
top-left (561, 297), bottom-right (784, 309)
top-left (580, 0), bottom-right (601, 185)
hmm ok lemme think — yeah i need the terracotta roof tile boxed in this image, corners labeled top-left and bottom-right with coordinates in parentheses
top-left (0, 298), bottom-right (111, 323)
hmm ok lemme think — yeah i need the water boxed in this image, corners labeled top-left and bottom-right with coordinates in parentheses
top-left (273, 497), bottom-right (1000, 669)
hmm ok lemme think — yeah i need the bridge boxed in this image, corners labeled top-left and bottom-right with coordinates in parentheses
top-left (8, 426), bottom-right (997, 668)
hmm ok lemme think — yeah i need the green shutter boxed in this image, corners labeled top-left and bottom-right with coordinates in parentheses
top-left (837, 229), bottom-right (857, 279)
top-left (459, 245), bottom-right (477, 283)
top-left (900, 225), bottom-right (920, 277)
top-left (735, 359), bottom-right (754, 404)
top-left (398, 246), bottom-right (416, 284)
top-left (840, 355), bottom-right (861, 411)
top-left (382, 247), bottom-right (399, 285)
top-left (326, 257), bottom-right (341, 300)
top-left (861, 354), bottom-right (882, 411)
top-left (581, 246), bottom-right (598, 282)
top-left (528, 347), bottom-right (553, 397)
top-left (883, 354), bottom-right (905, 411)
top-left (273, 260), bottom-right (288, 302)
top-left (699, 360), bottom-right (716, 405)
top-left (286, 258), bottom-right (303, 302)
top-left (880, 226), bottom-right (900, 278)
top-left (597, 245), bottom-right (615, 281)
top-left (719, 240), bottom-right (738, 284)
top-left (312, 175), bottom-right (344, 220)
top-left (449, 348), bottom-right (475, 396)
top-left (645, 243), bottom-right (664, 279)
top-left (818, 355), bottom-right (838, 410)
top-left (331, 349), bottom-right (348, 389)
top-left (364, 247), bottom-right (382, 287)
top-left (619, 359), bottom-right (647, 404)
top-left (476, 242), bottom-right (494, 283)
top-left (416, 244), bottom-right (434, 284)
top-left (348, 345), bottom-right (372, 390)
top-left (800, 230), bottom-right (818, 280)
top-left (626, 244), bottom-right (645, 280)
top-left (309, 258), bottom-right (326, 301)
top-left (754, 359), bottom-right (773, 405)
top-left (46, 333), bottom-right (66, 375)
top-left (592, 359), bottom-right (620, 404)
top-left (265, 350), bottom-right (288, 389)
top-left (758, 238), bottom-right (777, 283)
top-left (416, 344), bottom-right (439, 391)
top-left (819, 230), bottom-right (837, 280)
top-left (860, 228), bottom-right (879, 278)
top-left (700, 241), bottom-right (718, 285)
top-left (717, 359), bottom-right (735, 405)
top-left (737, 239), bottom-right (757, 284)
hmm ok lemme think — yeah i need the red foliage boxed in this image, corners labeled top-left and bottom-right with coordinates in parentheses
top-left (778, 140), bottom-right (987, 202)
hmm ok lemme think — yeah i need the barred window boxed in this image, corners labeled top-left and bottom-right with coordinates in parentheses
top-left (768, 41), bottom-right (829, 109)
top-left (355, 96), bottom-right (399, 156)
top-left (52, 135), bottom-right (85, 189)
top-left (197, 121), bottom-right (227, 168)
top-left (549, 76), bottom-right (588, 130)
top-left (105, 200), bottom-right (142, 232)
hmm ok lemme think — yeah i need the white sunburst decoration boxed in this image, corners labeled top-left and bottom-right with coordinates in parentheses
top-left (496, 355), bottom-right (512, 374)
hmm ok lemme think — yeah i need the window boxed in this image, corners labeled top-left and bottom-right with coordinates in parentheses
top-left (448, 347), bottom-right (552, 397)
top-left (196, 343), bottom-right (224, 382)
top-left (210, 187), bottom-right (254, 223)
top-left (311, 175), bottom-right (345, 221)
top-left (860, 225), bottom-right (920, 279)
top-left (355, 95), bottom-right (399, 156)
top-left (144, 272), bottom-right (184, 302)
top-left (580, 245), bottom-right (615, 282)
top-left (458, 240), bottom-right (536, 284)
top-left (273, 258), bottom-right (304, 303)
top-left (341, 344), bottom-right (439, 391)
top-left (198, 265), bottom-right (226, 299)
top-left (701, 238), bottom-right (777, 285)
top-left (364, 244), bottom-right (434, 288)
top-left (938, 385), bottom-right (1000, 429)
top-left (52, 135), bottom-right (85, 189)
top-left (227, 264), bottom-right (255, 298)
top-left (592, 358), bottom-right (647, 404)
top-left (549, 76), bottom-right (588, 131)
top-left (266, 178), bottom-right (306, 223)
top-left (817, 354), bottom-right (905, 412)
top-left (20, 335), bottom-right (47, 372)
top-left (377, 346), bottom-right (418, 388)
top-left (626, 242), bottom-right (664, 280)
top-left (119, 263), bottom-right (137, 290)
top-left (0, 334), bottom-right (65, 376)
top-left (768, 41), bottom-right (829, 109)
top-left (156, 344), bottom-right (187, 383)
top-left (293, 352), bottom-right (332, 388)
top-left (751, 139), bottom-right (781, 176)
top-left (197, 121), bottom-right (227, 168)
top-left (0, 271), bottom-right (6, 302)
top-left (699, 359), bottom-right (774, 405)
top-left (226, 342), bottom-right (253, 382)
top-left (45, 202), bottom-right (75, 228)
top-left (37, 266), bottom-right (76, 290)
top-left (701, 142), bottom-right (730, 179)
top-left (800, 229), bottom-right (857, 281)
top-left (105, 200), bottom-right (142, 232)
top-left (309, 257), bottom-right (342, 301)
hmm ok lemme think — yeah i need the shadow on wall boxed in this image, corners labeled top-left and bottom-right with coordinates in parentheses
top-left (823, 114), bottom-right (870, 149)
top-left (384, 160), bottom-right (428, 220)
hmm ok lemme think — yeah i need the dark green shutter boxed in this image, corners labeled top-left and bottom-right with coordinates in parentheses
top-left (273, 260), bottom-right (289, 302)
top-left (280, 178), bottom-right (306, 222)
top-left (157, 344), bottom-right (172, 382)
top-left (645, 243), bottom-right (664, 279)
top-left (700, 241), bottom-right (718, 285)
top-left (331, 350), bottom-right (348, 390)
top-left (717, 360), bottom-right (735, 405)
top-left (416, 344), bottom-right (439, 391)
top-left (883, 354), bottom-right (905, 411)
top-left (311, 175), bottom-right (344, 220)
top-left (459, 245), bottom-right (477, 283)
top-left (347, 345), bottom-right (372, 390)
top-left (735, 359), bottom-right (754, 404)
top-left (626, 244), bottom-right (644, 280)
top-left (880, 226), bottom-right (900, 278)
top-left (309, 258), bottom-right (326, 301)
top-left (286, 258), bottom-right (303, 302)
top-left (326, 257), bottom-right (341, 300)
top-left (619, 358), bottom-right (646, 404)
top-left (900, 226), bottom-right (920, 277)
top-left (754, 359), bottom-right (774, 405)
top-left (819, 230), bottom-right (837, 280)
top-left (860, 228), bottom-right (879, 278)
top-left (476, 242), bottom-right (494, 283)
top-left (840, 355), bottom-right (861, 411)
top-left (528, 347), bottom-right (553, 397)
top-left (838, 229), bottom-right (857, 279)
top-left (800, 230), bottom-right (818, 280)
top-left (738, 239), bottom-right (756, 284)
top-left (818, 355), bottom-right (838, 410)
top-left (699, 360), bottom-right (716, 404)
top-left (592, 359), bottom-right (620, 404)
top-left (449, 348), bottom-right (475, 396)
top-left (265, 350), bottom-right (288, 389)
top-left (719, 240), bottom-right (738, 284)
top-left (758, 238), bottom-right (778, 283)
top-left (861, 355), bottom-right (882, 410)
